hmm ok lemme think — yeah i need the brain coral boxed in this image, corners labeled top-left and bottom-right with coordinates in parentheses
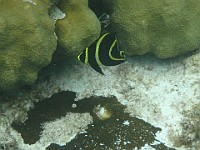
top-left (103, 0), bottom-right (200, 58)
top-left (55, 0), bottom-right (101, 56)
top-left (0, 0), bottom-right (57, 92)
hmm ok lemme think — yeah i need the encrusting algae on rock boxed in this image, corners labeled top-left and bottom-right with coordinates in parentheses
top-left (0, 0), bottom-right (57, 92)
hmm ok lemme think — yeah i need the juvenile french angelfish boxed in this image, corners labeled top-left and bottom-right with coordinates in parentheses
top-left (77, 32), bottom-right (127, 75)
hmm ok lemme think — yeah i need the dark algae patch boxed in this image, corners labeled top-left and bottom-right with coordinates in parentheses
top-left (12, 91), bottom-right (176, 149)
top-left (11, 91), bottom-right (76, 144)
top-left (47, 95), bottom-right (176, 150)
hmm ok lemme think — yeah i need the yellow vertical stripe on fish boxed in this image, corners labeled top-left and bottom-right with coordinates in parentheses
top-left (85, 47), bottom-right (89, 64)
top-left (95, 33), bottom-right (109, 66)
top-left (109, 40), bottom-right (125, 61)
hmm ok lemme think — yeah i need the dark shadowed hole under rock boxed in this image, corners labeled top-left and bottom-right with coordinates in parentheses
top-left (11, 91), bottom-right (176, 150)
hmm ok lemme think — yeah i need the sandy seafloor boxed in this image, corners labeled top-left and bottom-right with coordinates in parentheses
top-left (0, 49), bottom-right (200, 150)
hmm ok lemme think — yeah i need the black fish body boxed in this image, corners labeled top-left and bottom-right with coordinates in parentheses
top-left (78, 32), bottom-right (126, 75)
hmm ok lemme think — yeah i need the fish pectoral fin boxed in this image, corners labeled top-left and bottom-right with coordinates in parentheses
top-left (90, 64), bottom-right (105, 75)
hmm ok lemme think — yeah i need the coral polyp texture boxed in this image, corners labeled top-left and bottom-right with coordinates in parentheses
top-left (0, 0), bottom-right (57, 92)
top-left (103, 0), bottom-right (200, 58)
top-left (55, 0), bottom-right (101, 56)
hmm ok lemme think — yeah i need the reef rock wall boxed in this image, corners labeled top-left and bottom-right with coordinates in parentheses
top-left (102, 0), bottom-right (200, 58)
top-left (0, 0), bottom-right (101, 92)
top-left (55, 0), bottom-right (101, 56)
top-left (0, 0), bottom-right (57, 92)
